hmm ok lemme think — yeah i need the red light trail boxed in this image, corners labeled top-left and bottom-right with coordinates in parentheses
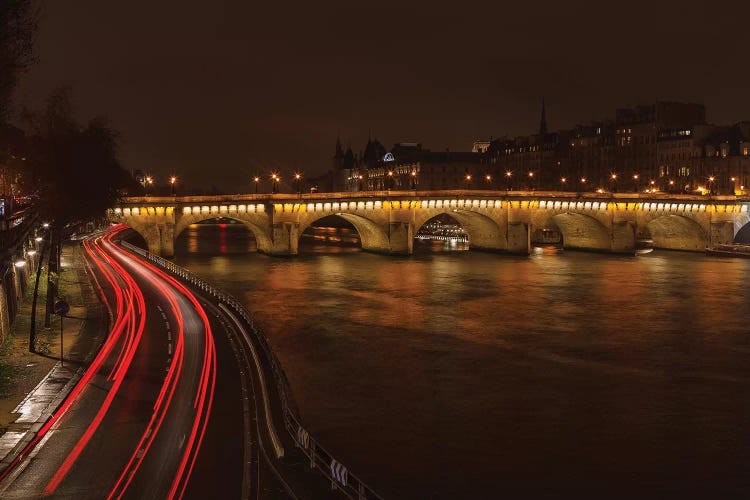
top-left (0, 225), bottom-right (216, 499)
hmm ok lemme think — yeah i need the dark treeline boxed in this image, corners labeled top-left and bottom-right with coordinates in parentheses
top-left (1, 1), bottom-right (137, 349)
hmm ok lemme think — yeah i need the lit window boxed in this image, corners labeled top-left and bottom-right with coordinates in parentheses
top-left (744, 147), bottom-right (749, 156)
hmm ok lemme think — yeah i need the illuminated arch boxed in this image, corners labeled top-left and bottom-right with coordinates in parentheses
top-left (119, 220), bottom-right (160, 254)
top-left (551, 212), bottom-right (612, 251)
top-left (646, 214), bottom-right (707, 251)
top-left (414, 209), bottom-right (505, 251)
top-left (173, 215), bottom-right (272, 253)
top-left (298, 213), bottom-right (389, 253)
top-left (732, 215), bottom-right (750, 243)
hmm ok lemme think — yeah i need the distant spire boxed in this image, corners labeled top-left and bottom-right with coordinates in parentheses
top-left (334, 137), bottom-right (344, 159)
top-left (540, 98), bottom-right (548, 136)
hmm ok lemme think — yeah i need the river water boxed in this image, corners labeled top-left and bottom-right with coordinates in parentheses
top-left (172, 223), bottom-right (750, 499)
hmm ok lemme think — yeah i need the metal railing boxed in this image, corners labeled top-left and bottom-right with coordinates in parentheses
top-left (120, 241), bottom-right (383, 499)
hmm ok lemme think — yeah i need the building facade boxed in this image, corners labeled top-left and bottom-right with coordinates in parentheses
top-left (319, 101), bottom-right (749, 195)
top-left (484, 101), bottom-right (749, 195)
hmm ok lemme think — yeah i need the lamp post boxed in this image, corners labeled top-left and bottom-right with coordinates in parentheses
top-left (410, 170), bottom-right (417, 190)
top-left (170, 175), bottom-right (177, 195)
top-left (579, 177), bottom-right (587, 193)
top-left (528, 171), bottom-right (535, 191)
top-left (632, 173), bottom-right (640, 192)
top-left (253, 176), bottom-right (260, 193)
top-left (610, 173), bottom-right (617, 193)
top-left (294, 172), bottom-right (302, 194)
top-left (668, 179), bottom-right (675, 194)
top-left (271, 173), bottom-right (280, 193)
top-left (145, 175), bottom-right (153, 194)
top-left (387, 170), bottom-right (394, 190)
top-left (505, 171), bottom-right (512, 191)
top-left (560, 177), bottom-right (567, 191)
top-left (485, 174), bottom-right (492, 190)
top-left (358, 174), bottom-right (364, 191)
top-left (465, 173), bottom-right (472, 190)
top-left (708, 176), bottom-right (715, 195)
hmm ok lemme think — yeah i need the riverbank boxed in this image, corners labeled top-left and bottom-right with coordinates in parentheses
top-left (0, 243), bottom-right (106, 464)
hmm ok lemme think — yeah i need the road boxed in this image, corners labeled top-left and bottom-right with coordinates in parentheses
top-left (0, 225), bottom-right (350, 499)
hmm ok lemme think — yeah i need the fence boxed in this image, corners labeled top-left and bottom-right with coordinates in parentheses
top-left (120, 241), bottom-right (383, 500)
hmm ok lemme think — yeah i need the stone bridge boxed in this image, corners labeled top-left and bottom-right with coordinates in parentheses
top-left (108, 190), bottom-right (750, 257)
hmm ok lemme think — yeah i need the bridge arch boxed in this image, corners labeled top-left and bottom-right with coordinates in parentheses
top-left (550, 212), bottom-right (613, 251)
top-left (174, 215), bottom-right (272, 253)
top-left (414, 209), bottom-right (506, 251)
top-left (646, 214), bottom-right (708, 251)
top-left (299, 213), bottom-right (390, 253)
top-left (732, 215), bottom-right (750, 244)
top-left (119, 220), bottom-right (161, 255)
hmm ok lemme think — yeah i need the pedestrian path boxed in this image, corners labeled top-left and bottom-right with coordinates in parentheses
top-left (0, 242), bottom-right (105, 474)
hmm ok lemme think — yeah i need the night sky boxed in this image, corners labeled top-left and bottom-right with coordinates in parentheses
top-left (16, 1), bottom-right (750, 192)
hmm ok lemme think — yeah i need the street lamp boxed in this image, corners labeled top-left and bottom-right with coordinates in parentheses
top-left (560, 177), bottom-right (567, 190)
top-left (633, 173), bottom-right (640, 192)
top-left (294, 172), bottom-right (302, 194)
top-left (170, 175), bottom-right (177, 195)
top-left (708, 176), bottom-right (715, 195)
top-left (410, 170), bottom-right (417, 190)
top-left (358, 174), bottom-right (364, 191)
top-left (387, 170), bottom-right (394, 190)
top-left (610, 173), bottom-right (617, 193)
top-left (271, 173), bottom-right (280, 193)
top-left (505, 171), bottom-right (512, 190)
top-left (485, 174), bottom-right (492, 189)
top-left (465, 173), bottom-right (472, 189)
top-left (253, 176), bottom-right (260, 193)
top-left (528, 171), bottom-right (535, 191)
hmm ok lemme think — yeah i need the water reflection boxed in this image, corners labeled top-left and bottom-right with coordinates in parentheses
top-left (174, 225), bottom-right (750, 499)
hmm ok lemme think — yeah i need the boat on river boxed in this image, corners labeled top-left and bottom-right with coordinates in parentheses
top-left (635, 238), bottom-right (654, 255)
top-left (706, 243), bottom-right (750, 258)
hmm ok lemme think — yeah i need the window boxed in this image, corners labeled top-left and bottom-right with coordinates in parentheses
top-left (744, 147), bottom-right (749, 156)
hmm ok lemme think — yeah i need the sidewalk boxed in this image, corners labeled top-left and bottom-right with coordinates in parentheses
top-left (0, 242), bottom-right (106, 470)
